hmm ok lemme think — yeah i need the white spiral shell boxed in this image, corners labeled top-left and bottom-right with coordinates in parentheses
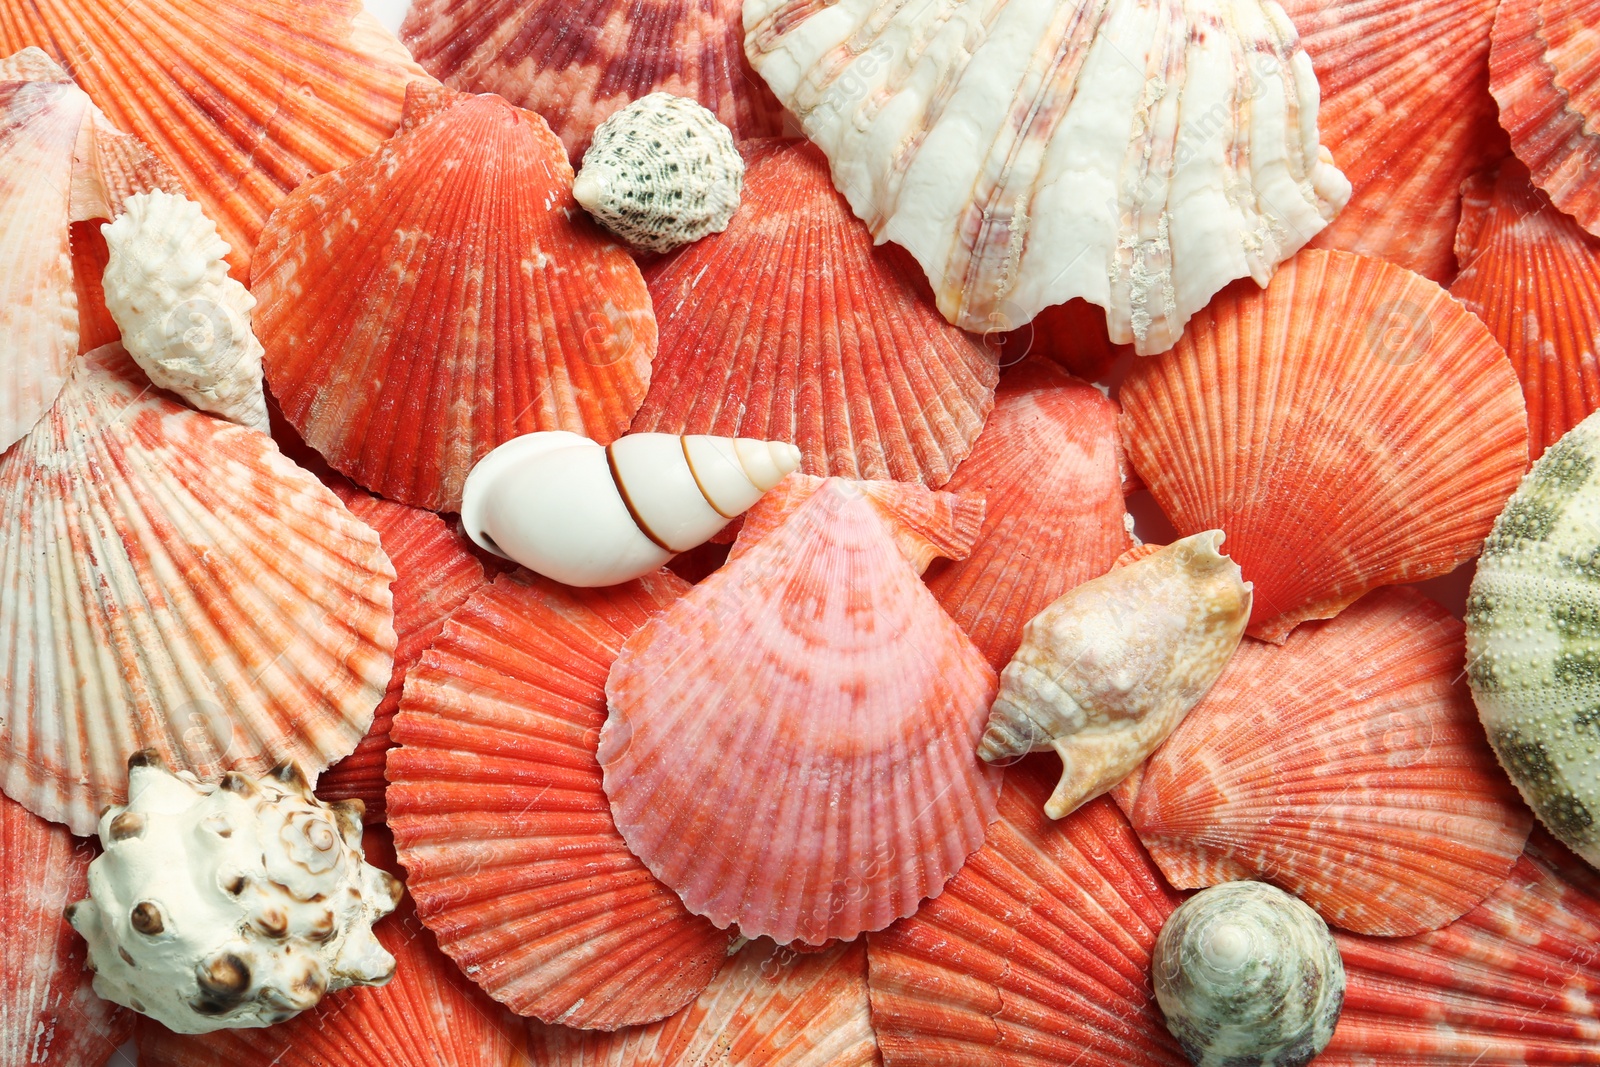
top-left (572, 92), bottom-right (745, 254)
top-left (460, 431), bottom-right (803, 587)
top-left (1153, 881), bottom-right (1345, 1067)
top-left (66, 752), bottom-right (401, 1034)
top-left (100, 190), bottom-right (269, 431)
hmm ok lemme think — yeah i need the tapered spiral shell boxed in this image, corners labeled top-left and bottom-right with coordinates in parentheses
top-left (460, 431), bottom-right (802, 587)
top-left (573, 92), bottom-right (745, 254)
top-left (1153, 881), bottom-right (1345, 1067)
top-left (1468, 409), bottom-right (1600, 866)
top-left (984, 531), bottom-right (1252, 818)
top-left (101, 190), bottom-right (268, 431)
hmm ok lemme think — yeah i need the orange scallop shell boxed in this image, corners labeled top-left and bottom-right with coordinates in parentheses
top-left (399, 0), bottom-right (784, 162)
top-left (990, 299), bottom-right (1130, 384)
top-left (1452, 159), bottom-right (1600, 461)
top-left (0, 793), bottom-right (131, 1067)
top-left (526, 940), bottom-right (880, 1066)
top-left (865, 757), bottom-right (1186, 1067)
top-left (1125, 587), bottom-right (1533, 936)
top-left (315, 488), bottom-right (485, 823)
top-left (1119, 249), bottom-right (1528, 642)
top-left (253, 83), bottom-right (656, 511)
top-left (386, 569), bottom-right (733, 1030)
top-left (1286, 0), bottom-right (1505, 281)
top-left (631, 140), bottom-right (998, 488)
top-left (1319, 831), bottom-right (1600, 1065)
top-left (601, 478), bottom-right (1001, 946)
top-left (926, 358), bottom-right (1131, 670)
top-left (0, 0), bottom-right (430, 278)
top-left (1490, 0), bottom-right (1600, 237)
top-left (0, 344), bottom-right (397, 835)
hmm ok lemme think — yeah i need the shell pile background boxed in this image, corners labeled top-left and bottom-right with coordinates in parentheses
top-left (1, 0), bottom-right (1598, 1062)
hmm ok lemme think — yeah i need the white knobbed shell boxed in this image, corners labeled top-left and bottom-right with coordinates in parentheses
top-left (1468, 410), bottom-right (1600, 866)
top-left (460, 430), bottom-right (803, 586)
top-left (66, 752), bottom-right (402, 1034)
top-left (573, 92), bottom-right (745, 254)
top-left (743, 0), bottom-right (1351, 354)
top-left (985, 531), bottom-right (1251, 818)
top-left (101, 190), bottom-right (269, 430)
top-left (1153, 881), bottom-right (1345, 1067)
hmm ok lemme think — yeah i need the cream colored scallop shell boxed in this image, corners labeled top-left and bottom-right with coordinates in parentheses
top-left (101, 190), bottom-right (268, 430)
top-left (67, 753), bottom-right (401, 1034)
top-left (1468, 409), bottom-right (1600, 867)
top-left (744, 0), bottom-right (1351, 354)
top-left (573, 92), bottom-right (745, 254)
top-left (1153, 881), bottom-right (1345, 1067)
top-left (984, 531), bottom-right (1251, 818)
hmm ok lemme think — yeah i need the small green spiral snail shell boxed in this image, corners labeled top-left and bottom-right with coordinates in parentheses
top-left (1153, 881), bottom-right (1345, 1067)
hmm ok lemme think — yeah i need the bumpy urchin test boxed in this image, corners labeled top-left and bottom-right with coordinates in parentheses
top-left (65, 750), bottom-right (402, 1033)
top-left (574, 92), bottom-right (745, 254)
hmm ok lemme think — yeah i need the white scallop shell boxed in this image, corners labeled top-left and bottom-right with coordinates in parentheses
top-left (573, 92), bottom-right (745, 254)
top-left (984, 531), bottom-right (1251, 818)
top-left (459, 430), bottom-right (802, 587)
top-left (743, 0), bottom-right (1352, 354)
top-left (101, 190), bottom-right (269, 430)
top-left (1153, 881), bottom-right (1345, 1067)
top-left (67, 753), bottom-right (401, 1034)
top-left (1468, 409), bottom-right (1600, 867)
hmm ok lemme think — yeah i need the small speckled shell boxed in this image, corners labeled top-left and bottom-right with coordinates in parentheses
top-left (1468, 409), bottom-right (1600, 866)
top-left (983, 531), bottom-right (1252, 819)
top-left (1154, 881), bottom-right (1344, 1067)
top-left (573, 92), bottom-right (744, 254)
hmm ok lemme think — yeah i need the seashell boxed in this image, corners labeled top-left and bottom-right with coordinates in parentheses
top-left (0, 49), bottom-right (84, 452)
top-left (253, 83), bottom-right (657, 512)
top-left (865, 759), bottom-right (1187, 1067)
top-left (0, 793), bottom-right (131, 1067)
top-left (727, 472), bottom-right (985, 575)
top-left (138, 861), bottom-right (529, 1066)
top-left (1318, 830), bottom-right (1600, 1065)
top-left (72, 220), bottom-right (120, 355)
top-left (101, 191), bottom-right (268, 431)
top-left (527, 938), bottom-right (879, 1066)
top-left (1467, 409), bottom-right (1600, 866)
top-left (0, 343), bottom-right (397, 835)
top-left (399, 0), bottom-right (784, 161)
top-left (0, 0), bottom-right (431, 279)
top-left (926, 358), bottom-right (1132, 669)
top-left (983, 532), bottom-right (1251, 820)
top-left (1490, 0), bottom-right (1600, 237)
top-left (1127, 587), bottom-right (1534, 937)
top-left (632, 138), bottom-right (996, 487)
top-left (1119, 249), bottom-right (1529, 643)
top-left (67, 753), bottom-right (402, 1033)
top-left (461, 431), bottom-right (801, 588)
top-left (314, 487), bottom-right (485, 823)
top-left (573, 92), bottom-right (745, 255)
top-left (743, 0), bottom-right (1352, 354)
top-left (1452, 160), bottom-right (1600, 461)
top-left (600, 478), bottom-right (1002, 946)
top-left (386, 569), bottom-right (735, 1029)
top-left (1152, 881), bottom-right (1345, 1067)
top-left (1284, 0), bottom-right (1503, 281)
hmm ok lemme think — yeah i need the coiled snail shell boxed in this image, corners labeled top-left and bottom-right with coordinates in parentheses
top-left (460, 431), bottom-right (802, 586)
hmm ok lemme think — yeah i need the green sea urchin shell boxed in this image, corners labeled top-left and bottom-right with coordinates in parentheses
top-left (1467, 411), bottom-right (1600, 866)
top-left (1153, 881), bottom-right (1344, 1067)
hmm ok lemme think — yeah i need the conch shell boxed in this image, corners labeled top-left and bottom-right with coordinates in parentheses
top-left (66, 751), bottom-right (402, 1034)
top-left (101, 190), bottom-right (268, 430)
top-left (1153, 880), bottom-right (1345, 1067)
top-left (460, 431), bottom-right (802, 587)
top-left (983, 531), bottom-right (1251, 818)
